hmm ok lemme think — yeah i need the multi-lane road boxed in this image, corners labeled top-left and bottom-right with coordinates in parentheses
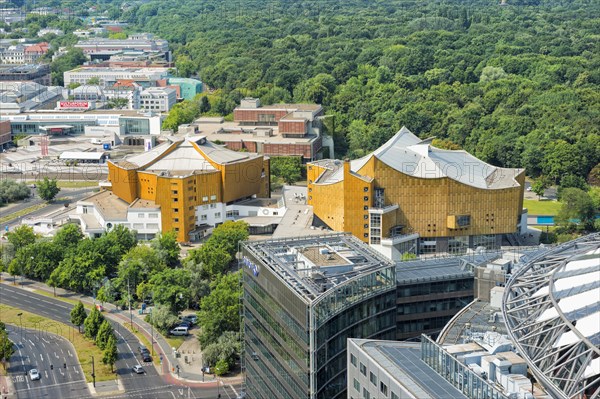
top-left (0, 283), bottom-right (241, 399)
top-left (6, 325), bottom-right (89, 399)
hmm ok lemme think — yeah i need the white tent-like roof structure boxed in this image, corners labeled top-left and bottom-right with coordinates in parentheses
top-left (314, 127), bottom-right (523, 190)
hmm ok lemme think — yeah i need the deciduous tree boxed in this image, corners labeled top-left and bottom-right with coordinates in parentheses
top-left (70, 301), bottom-right (87, 333)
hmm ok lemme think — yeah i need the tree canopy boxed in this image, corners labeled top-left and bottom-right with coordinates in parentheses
top-left (119, 0), bottom-right (600, 182)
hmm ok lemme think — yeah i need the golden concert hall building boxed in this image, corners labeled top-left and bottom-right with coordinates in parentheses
top-left (107, 136), bottom-right (270, 242)
top-left (307, 127), bottom-right (525, 259)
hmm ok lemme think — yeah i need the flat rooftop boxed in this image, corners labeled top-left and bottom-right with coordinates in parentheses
top-left (242, 233), bottom-right (393, 302)
top-left (188, 121), bottom-right (318, 145)
top-left (437, 300), bottom-right (508, 345)
top-left (351, 339), bottom-right (468, 399)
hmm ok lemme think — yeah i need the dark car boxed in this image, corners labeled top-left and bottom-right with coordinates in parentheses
top-left (183, 315), bottom-right (198, 325)
top-left (141, 353), bottom-right (152, 362)
top-left (178, 320), bottom-right (192, 328)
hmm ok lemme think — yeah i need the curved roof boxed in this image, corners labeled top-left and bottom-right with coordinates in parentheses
top-left (503, 234), bottom-right (600, 399)
top-left (315, 127), bottom-right (523, 189)
top-left (114, 136), bottom-right (261, 174)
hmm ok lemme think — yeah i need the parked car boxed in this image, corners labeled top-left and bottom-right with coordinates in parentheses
top-left (132, 365), bottom-right (144, 374)
top-left (141, 353), bottom-right (152, 362)
top-left (138, 345), bottom-right (149, 354)
top-left (182, 315), bottom-right (198, 325)
top-left (29, 369), bottom-right (40, 381)
top-left (169, 326), bottom-right (189, 336)
top-left (178, 320), bottom-right (192, 328)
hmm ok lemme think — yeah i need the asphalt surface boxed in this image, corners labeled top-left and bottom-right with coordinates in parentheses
top-left (0, 283), bottom-right (162, 393)
top-left (2, 187), bottom-right (98, 229)
top-left (5, 326), bottom-right (89, 399)
top-left (0, 283), bottom-right (243, 399)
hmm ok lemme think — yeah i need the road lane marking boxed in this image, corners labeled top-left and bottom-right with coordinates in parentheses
top-left (230, 384), bottom-right (238, 396)
top-left (16, 343), bottom-right (31, 390)
top-left (12, 378), bottom-right (85, 392)
top-left (59, 368), bottom-right (64, 376)
top-left (45, 370), bottom-right (48, 379)
top-left (40, 353), bottom-right (43, 362)
top-left (68, 350), bottom-right (72, 357)
top-left (73, 366), bottom-right (79, 374)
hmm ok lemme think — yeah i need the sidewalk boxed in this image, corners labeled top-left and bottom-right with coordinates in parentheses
top-left (0, 372), bottom-right (15, 399)
top-left (0, 274), bottom-right (243, 386)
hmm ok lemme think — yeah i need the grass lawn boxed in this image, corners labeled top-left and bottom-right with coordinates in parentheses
top-left (0, 203), bottom-right (47, 224)
top-left (25, 180), bottom-right (99, 188)
top-left (166, 336), bottom-right (186, 349)
top-left (0, 304), bottom-right (115, 382)
top-left (523, 199), bottom-right (562, 215)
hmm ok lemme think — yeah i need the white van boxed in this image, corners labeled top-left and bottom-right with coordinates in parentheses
top-left (169, 326), bottom-right (189, 336)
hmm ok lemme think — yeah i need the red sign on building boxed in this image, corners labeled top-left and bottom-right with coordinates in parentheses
top-left (59, 101), bottom-right (89, 109)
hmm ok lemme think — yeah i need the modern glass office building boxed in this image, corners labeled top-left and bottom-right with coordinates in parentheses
top-left (242, 234), bottom-right (397, 399)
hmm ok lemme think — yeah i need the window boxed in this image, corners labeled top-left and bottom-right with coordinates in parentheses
top-left (353, 378), bottom-right (360, 392)
top-left (363, 215), bottom-right (369, 220)
top-left (370, 372), bottom-right (377, 386)
top-left (364, 224), bottom-right (369, 228)
top-left (380, 382), bottom-right (388, 396)
top-left (133, 223), bottom-right (143, 229)
top-left (364, 187), bottom-right (369, 192)
top-left (226, 210), bottom-right (240, 218)
top-left (210, 204), bottom-right (217, 209)
top-left (210, 195), bottom-right (217, 201)
top-left (363, 388), bottom-right (370, 399)
top-left (391, 393), bottom-right (399, 399)
top-left (215, 212), bottom-right (221, 218)
top-left (363, 206), bottom-right (368, 210)
top-left (174, 208), bottom-right (179, 213)
top-left (364, 233), bottom-right (369, 238)
top-left (200, 215), bottom-right (207, 221)
top-left (364, 196), bottom-right (369, 201)
top-left (202, 196), bottom-right (208, 202)
top-left (147, 223), bottom-right (159, 229)
top-left (359, 362), bottom-right (366, 376)
top-left (457, 215), bottom-right (471, 227)
top-left (149, 213), bottom-right (158, 218)
top-left (172, 190), bottom-right (178, 195)
top-left (138, 213), bottom-right (145, 218)
top-left (173, 198), bottom-right (178, 202)
top-left (350, 353), bottom-right (357, 367)
top-left (173, 218), bottom-right (179, 223)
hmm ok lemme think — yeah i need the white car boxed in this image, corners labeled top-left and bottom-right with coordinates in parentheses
top-left (132, 365), bottom-right (144, 374)
top-left (29, 369), bottom-right (40, 380)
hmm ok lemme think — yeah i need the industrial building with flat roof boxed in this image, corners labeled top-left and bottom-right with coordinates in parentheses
top-left (307, 126), bottom-right (526, 260)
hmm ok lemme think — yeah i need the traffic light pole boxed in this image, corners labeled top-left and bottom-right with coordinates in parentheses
top-left (91, 355), bottom-right (96, 387)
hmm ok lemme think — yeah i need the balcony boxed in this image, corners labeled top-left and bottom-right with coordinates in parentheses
top-left (381, 232), bottom-right (419, 246)
top-left (368, 204), bottom-right (398, 214)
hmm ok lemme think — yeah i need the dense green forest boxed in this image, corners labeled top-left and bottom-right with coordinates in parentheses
top-left (7, 0), bottom-right (600, 185)
top-left (118, 0), bottom-right (600, 184)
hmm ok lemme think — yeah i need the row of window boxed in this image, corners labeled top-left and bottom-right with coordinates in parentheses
top-left (350, 354), bottom-right (396, 399)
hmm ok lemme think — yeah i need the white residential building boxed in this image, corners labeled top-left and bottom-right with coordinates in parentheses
top-left (74, 190), bottom-right (162, 240)
top-left (139, 87), bottom-right (176, 112)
